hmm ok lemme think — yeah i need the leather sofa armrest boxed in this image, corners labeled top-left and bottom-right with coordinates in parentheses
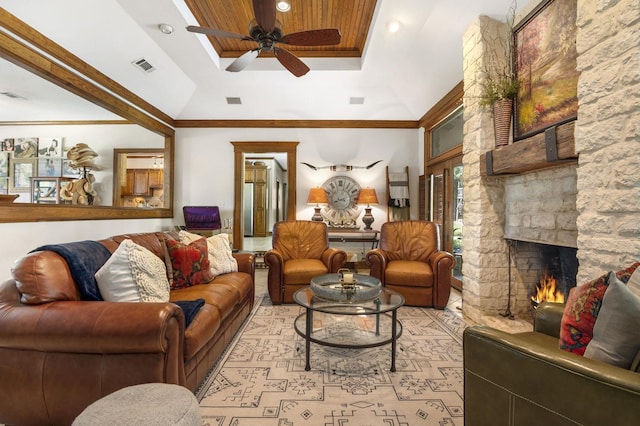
top-left (533, 302), bottom-right (565, 338)
top-left (463, 325), bottom-right (640, 424)
top-left (264, 249), bottom-right (284, 304)
top-left (233, 252), bottom-right (255, 282)
top-left (427, 250), bottom-right (455, 309)
top-left (366, 249), bottom-right (388, 284)
top-left (0, 301), bottom-right (184, 354)
top-left (321, 247), bottom-right (347, 272)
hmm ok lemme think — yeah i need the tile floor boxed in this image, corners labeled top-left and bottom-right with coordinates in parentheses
top-left (243, 237), bottom-right (271, 252)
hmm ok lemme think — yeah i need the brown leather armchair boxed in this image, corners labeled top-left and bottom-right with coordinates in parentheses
top-left (264, 220), bottom-right (347, 304)
top-left (366, 220), bottom-right (455, 308)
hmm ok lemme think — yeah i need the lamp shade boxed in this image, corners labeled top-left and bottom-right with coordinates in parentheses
top-left (307, 187), bottom-right (328, 205)
top-left (356, 188), bottom-right (378, 205)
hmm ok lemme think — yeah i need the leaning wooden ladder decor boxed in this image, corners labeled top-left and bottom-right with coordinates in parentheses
top-left (386, 166), bottom-right (410, 221)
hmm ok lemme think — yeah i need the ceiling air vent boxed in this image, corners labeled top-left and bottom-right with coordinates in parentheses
top-left (226, 97), bottom-right (242, 105)
top-left (132, 58), bottom-right (156, 73)
top-left (349, 97), bottom-right (365, 105)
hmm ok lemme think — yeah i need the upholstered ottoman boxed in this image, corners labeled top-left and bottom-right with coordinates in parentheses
top-left (73, 383), bottom-right (201, 425)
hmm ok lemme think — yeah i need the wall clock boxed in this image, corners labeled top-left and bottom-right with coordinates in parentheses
top-left (321, 175), bottom-right (362, 227)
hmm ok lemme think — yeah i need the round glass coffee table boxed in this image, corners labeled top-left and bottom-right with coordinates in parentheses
top-left (293, 275), bottom-right (404, 372)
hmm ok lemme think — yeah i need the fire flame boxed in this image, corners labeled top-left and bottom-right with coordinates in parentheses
top-left (531, 272), bottom-right (565, 304)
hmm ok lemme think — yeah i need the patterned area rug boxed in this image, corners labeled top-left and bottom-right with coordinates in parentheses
top-left (197, 297), bottom-right (468, 425)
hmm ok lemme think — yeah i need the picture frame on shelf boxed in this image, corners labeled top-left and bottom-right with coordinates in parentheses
top-left (9, 158), bottom-right (36, 192)
top-left (38, 137), bottom-right (63, 157)
top-left (62, 159), bottom-right (79, 177)
top-left (1, 138), bottom-right (15, 152)
top-left (38, 157), bottom-right (62, 177)
top-left (514, 0), bottom-right (578, 140)
top-left (14, 137), bottom-right (38, 158)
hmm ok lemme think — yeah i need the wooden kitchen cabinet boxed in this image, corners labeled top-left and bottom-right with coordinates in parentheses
top-left (148, 169), bottom-right (163, 189)
top-left (122, 169), bottom-right (163, 197)
top-left (245, 162), bottom-right (268, 237)
top-left (133, 169), bottom-right (149, 195)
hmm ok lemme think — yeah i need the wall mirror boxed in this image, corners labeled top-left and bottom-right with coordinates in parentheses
top-left (113, 149), bottom-right (166, 208)
top-left (232, 142), bottom-right (298, 250)
top-left (0, 13), bottom-right (174, 222)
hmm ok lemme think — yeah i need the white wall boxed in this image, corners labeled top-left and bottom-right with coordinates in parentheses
top-left (174, 127), bottom-right (421, 229)
top-left (0, 126), bottom-right (420, 280)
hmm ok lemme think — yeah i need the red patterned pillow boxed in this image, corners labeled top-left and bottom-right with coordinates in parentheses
top-left (559, 262), bottom-right (640, 355)
top-left (166, 237), bottom-right (214, 290)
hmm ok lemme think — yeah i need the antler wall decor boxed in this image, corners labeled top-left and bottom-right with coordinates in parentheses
top-left (301, 160), bottom-right (382, 172)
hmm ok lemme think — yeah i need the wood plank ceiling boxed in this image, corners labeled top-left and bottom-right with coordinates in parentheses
top-left (185, 0), bottom-right (377, 58)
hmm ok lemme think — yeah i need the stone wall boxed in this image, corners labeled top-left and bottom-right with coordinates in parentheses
top-left (462, 15), bottom-right (510, 322)
top-left (574, 0), bottom-right (640, 282)
top-left (461, 0), bottom-right (640, 324)
top-left (504, 165), bottom-right (578, 247)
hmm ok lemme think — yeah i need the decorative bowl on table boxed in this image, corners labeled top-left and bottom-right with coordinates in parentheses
top-left (310, 273), bottom-right (381, 302)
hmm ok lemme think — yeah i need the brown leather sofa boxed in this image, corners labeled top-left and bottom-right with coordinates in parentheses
top-left (264, 220), bottom-right (346, 304)
top-left (366, 220), bottom-right (455, 308)
top-left (464, 302), bottom-right (640, 425)
top-left (0, 231), bottom-right (255, 426)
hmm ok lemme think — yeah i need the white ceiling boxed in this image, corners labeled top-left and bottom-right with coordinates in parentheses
top-left (0, 0), bottom-right (523, 122)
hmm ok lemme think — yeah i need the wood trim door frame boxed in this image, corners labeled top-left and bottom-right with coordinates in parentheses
top-left (232, 141), bottom-right (298, 250)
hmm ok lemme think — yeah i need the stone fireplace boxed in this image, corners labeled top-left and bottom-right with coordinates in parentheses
top-left (460, 0), bottom-right (640, 326)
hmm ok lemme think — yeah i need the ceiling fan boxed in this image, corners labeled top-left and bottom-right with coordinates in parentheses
top-left (186, 0), bottom-right (341, 77)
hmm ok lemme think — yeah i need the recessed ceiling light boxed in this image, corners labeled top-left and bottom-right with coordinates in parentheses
top-left (276, 1), bottom-right (291, 12)
top-left (157, 23), bottom-right (174, 35)
top-left (386, 19), bottom-right (401, 33)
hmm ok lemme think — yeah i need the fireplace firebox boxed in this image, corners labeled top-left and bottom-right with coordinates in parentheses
top-left (506, 239), bottom-right (578, 316)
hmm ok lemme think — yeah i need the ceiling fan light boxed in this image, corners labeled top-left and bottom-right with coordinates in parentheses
top-left (386, 20), bottom-right (401, 33)
top-left (276, 1), bottom-right (291, 12)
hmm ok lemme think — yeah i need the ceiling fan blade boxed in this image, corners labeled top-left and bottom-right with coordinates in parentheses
top-left (279, 29), bottom-right (342, 46)
top-left (253, 0), bottom-right (277, 33)
top-left (274, 47), bottom-right (310, 77)
top-left (186, 25), bottom-right (251, 41)
top-left (226, 49), bottom-right (260, 72)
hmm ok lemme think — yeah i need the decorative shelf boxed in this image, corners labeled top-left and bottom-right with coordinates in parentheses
top-left (480, 121), bottom-right (577, 176)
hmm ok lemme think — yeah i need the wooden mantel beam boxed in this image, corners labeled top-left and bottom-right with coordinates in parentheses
top-left (480, 121), bottom-right (577, 176)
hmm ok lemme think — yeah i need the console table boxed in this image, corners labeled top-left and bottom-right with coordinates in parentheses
top-left (327, 228), bottom-right (379, 249)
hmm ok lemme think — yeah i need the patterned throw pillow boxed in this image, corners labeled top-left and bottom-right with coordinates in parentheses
top-left (166, 237), bottom-right (215, 290)
top-left (559, 262), bottom-right (640, 355)
top-left (178, 230), bottom-right (238, 276)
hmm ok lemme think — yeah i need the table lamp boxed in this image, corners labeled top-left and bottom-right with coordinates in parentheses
top-left (357, 188), bottom-right (379, 230)
top-left (307, 187), bottom-right (328, 221)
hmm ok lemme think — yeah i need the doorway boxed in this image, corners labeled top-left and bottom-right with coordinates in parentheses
top-left (423, 84), bottom-right (464, 291)
top-left (428, 156), bottom-right (463, 290)
top-left (232, 142), bottom-right (298, 251)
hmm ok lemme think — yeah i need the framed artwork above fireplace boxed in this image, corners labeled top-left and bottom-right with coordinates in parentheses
top-left (513, 0), bottom-right (579, 140)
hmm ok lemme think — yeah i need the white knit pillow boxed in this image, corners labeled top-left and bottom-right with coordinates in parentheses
top-left (95, 239), bottom-right (170, 302)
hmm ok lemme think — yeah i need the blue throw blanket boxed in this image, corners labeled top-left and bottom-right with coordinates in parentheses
top-left (174, 299), bottom-right (205, 328)
top-left (31, 240), bottom-right (112, 301)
